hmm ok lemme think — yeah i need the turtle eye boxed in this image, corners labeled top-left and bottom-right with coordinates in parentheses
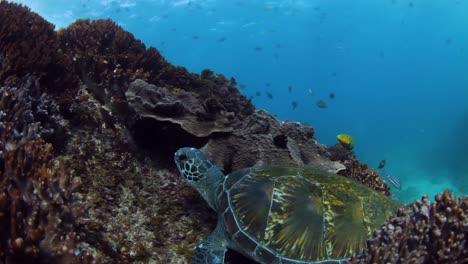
top-left (179, 154), bottom-right (188, 162)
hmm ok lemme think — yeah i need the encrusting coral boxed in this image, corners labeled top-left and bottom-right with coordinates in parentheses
top-left (349, 190), bottom-right (467, 263)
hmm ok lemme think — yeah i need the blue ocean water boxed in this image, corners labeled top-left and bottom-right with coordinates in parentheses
top-left (14, 0), bottom-right (467, 204)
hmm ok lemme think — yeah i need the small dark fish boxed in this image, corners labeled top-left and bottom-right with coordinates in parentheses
top-left (291, 101), bottom-right (298, 110)
top-left (379, 51), bottom-right (385, 59)
top-left (384, 172), bottom-right (401, 190)
top-left (192, 35), bottom-right (199, 40)
top-left (265, 82), bottom-right (271, 87)
top-left (378, 159), bottom-right (386, 169)
top-left (445, 37), bottom-right (452, 45)
top-left (255, 91), bottom-right (261, 96)
top-left (329, 92), bottom-right (335, 99)
top-left (266, 92), bottom-right (273, 99)
top-left (239, 83), bottom-right (246, 89)
top-left (255, 46), bottom-right (262, 52)
top-left (316, 100), bottom-right (327, 108)
top-left (217, 37), bottom-right (226, 42)
top-left (288, 85), bottom-right (293, 93)
top-left (330, 72), bottom-right (337, 77)
top-left (408, 2), bottom-right (414, 8)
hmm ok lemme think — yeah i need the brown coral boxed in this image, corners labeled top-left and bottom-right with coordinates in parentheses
top-left (0, 138), bottom-right (93, 263)
top-left (202, 110), bottom-right (345, 174)
top-left (328, 143), bottom-right (355, 162)
top-left (58, 19), bottom-right (165, 92)
top-left (0, 2), bottom-right (78, 99)
top-left (0, 75), bottom-right (71, 153)
top-left (338, 158), bottom-right (391, 196)
top-left (126, 79), bottom-right (236, 137)
top-left (58, 18), bottom-right (254, 123)
top-left (349, 190), bottom-right (468, 264)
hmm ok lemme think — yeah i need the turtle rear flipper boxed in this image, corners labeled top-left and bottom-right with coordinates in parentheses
top-left (191, 225), bottom-right (227, 264)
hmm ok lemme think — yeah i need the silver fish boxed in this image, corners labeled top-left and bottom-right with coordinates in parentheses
top-left (384, 173), bottom-right (401, 190)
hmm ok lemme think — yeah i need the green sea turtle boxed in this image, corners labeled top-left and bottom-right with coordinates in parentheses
top-left (174, 147), bottom-right (399, 264)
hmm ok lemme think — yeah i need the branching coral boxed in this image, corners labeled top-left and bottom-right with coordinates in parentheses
top-left (0, 73), bottom-right (91, 262)
top-left (338, 158), bottom-right (391, 196)
top-left (0, 2), bottom-right (78, 98)
top-left (0, 76), bottom-right (71, 153)
top-left (58, 18), bottom-right (166, 91)
top-left (0, 138), bottom-right (93, 263)
top-left (349, 190), bottom-right (467, 263)
top-left (58, 19), bottom-right (254, 121)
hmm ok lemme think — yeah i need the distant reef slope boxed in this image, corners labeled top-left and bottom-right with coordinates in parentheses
top-left (0, 2), bottom-right (466, 263)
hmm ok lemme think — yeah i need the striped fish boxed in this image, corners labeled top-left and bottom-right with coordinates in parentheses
top-left (384, 172), bottom-right (402, 190)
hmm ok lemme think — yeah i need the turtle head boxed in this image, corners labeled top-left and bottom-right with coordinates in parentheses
top-left (174, 147), bottom-right (225, 209)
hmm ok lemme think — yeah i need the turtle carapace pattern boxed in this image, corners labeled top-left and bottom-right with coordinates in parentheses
top-left (174, 147), bottom-right (399, 264)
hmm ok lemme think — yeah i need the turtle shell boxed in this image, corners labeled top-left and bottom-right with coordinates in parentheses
top-left (218, 166), bottom-right (399, 263)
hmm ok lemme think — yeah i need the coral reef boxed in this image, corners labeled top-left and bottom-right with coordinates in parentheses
top-left (0, 76), bottom-right (71, 152)
top-left (58, 19), bottom-right (254, 122)
top-left (349, 190), bottom-right (468, 264)
top-left (328, 143), bottom-right (391, 196)
top-left (0, 2), bottom-right (78, 104)
top-left (1, 2), bottom-right (463, 263)
top-left (0, 70), bottom-right (90, 262)
top-left (338, 158), bottom-right (391, 196)
top-left (126, 79), bottom-right (236, 137)
top-left (328, 143), bottom-right (355, 162)
top-left (58, 19), bottom-right (165, 99)
top-left (201, 110), bottom-right (345, 174)
top-left (0, 138), bottom-right (93, 263)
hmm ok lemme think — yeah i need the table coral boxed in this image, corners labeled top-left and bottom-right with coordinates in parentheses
top-left (126, 79), bottom-right (236, 137)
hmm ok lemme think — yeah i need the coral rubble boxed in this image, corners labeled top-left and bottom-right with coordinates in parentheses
top-left (349, 190), bottom-right (468, 264)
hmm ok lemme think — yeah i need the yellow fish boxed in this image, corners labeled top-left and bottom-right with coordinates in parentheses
top-left (337, 134), bottom-right (354, 149)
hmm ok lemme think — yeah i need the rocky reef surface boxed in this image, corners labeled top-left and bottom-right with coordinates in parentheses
top-left (0, 2), bottom-right (466, 263)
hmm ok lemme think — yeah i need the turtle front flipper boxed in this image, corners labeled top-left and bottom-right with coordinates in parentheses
top-left (191, 225), bottom-right (227, 264)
